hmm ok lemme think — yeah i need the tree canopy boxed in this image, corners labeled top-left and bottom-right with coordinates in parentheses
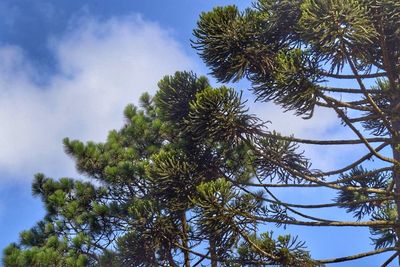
top-left (4, 71), bottom-right (317, 266)
top-left (4, 0), bottom-right (400, 266)
top-left (192, 0), bottom-right (400, 265)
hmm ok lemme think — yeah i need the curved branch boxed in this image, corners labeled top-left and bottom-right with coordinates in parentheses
top-left (320, 87), bottom-right (383, 94)
top-left (344, 50), bottom-right (396, 137)
top-left (242, 137), bottom-right (390, 194)
top-left (317, 247), bottom-right (398, 264)
top-left (255, 176), bottom-right (334, 222)
top-left (320, 71), bottom-right (387, 79)
top-left (315, 142), bottom-right (389, 177)
top-left (261, 132), bottom-right (389, 145)
top-left (250, 214), bottom-right (396, 227)
top-left (348, 114), bottom-right (381, 123)
top-left (320, 94), bottom-right (396, 164)
top-left (225, 174), bottom-right (334, 222)
top-left (328, 167), bottom-right (393, 185)
top-left (316, 99), bottom-right (373, 112)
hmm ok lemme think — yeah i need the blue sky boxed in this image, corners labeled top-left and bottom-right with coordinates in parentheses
top-left (0, 1), bottom-right (395, 266)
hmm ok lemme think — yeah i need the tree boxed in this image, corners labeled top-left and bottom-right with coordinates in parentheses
top-left (3, 71), bottom-right (316, 266)
top-left (191, 0), bottom-right (400, 265)
top-left (5, 1), bottom-right (400, 266)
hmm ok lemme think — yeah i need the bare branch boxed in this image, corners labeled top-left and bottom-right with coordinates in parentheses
top-left (249, 213), bottom-right (396, 227)
top-left (261, 132), bottom-right (389, 145)
top-left (320, 87), bottom-right (383, 94)
top-left (381, 252), bottom-right (399, 267)
top-left (316, 99), bottom-right (373, 112)
top-left (315, 143), bottom-right (390, 177)
top-left (344, 50), bottom-right (396, 137)
top-left (320, 94), bottom-right (396, 164)
top-left (317, 247), bottom-right (398, 264)
top-left (320, 71), bottom-right (387, 79)
top-left (348, 114), bottom-right (381, 123)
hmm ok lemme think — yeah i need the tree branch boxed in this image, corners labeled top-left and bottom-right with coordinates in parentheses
top-left (320, 87), bottom-right (383, 94)
top-left (261, 132), bottom-right (389, 145)
top-left (315, 142), bottom-right (389, 177)
top-left (320, 71), bottom-right (387, 79)
top-left (320, 94), bottom-right (396, 164)
top-left (250, 214), bottom-right (396, 227)
top-left (316, 247), bottom-right (398, 264)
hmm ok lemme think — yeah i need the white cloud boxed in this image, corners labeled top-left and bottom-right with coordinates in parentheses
top-left (249, 100), bottom-right (347, 170)
top-left (0, 14), bottom-right (194, 182)
top-left (0, 13), bottom-right (358, 184)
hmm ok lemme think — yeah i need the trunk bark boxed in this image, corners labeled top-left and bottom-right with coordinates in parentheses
top-left (390, 98), bottom-right (400, 265)
top-left (210, 235), bottom-right (217, 267)
top-left (166, 249), bottom-right (178, 267)
top-left (181, 212), bottom-right (191, 267)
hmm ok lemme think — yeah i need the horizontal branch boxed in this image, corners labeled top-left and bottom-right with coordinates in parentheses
top-left (240, 166), bottom-right (392, 190)
top-left (259, 181), bottom-right (334, 222)
top-left (316, 101), bottom-right (373, 112)
top-left (320, 87), bottom-right (383, 94)
top-left (270, 196), bottom-right (393, 209)
top-left (322, 94), bottom-right (396, 164)
top-left (251, 214), bottom-right (396, 227)
top-left (261, 133), bottom-right (389, 145)
top-left (348, 114), bottom-right (381, 123)
top-left (321, 71), bottom-right (387, 79)
top-left (241, 137), bottom-right (390, 194)
top-left (315, 142), bottom-right (390, 177)
top-left (320, 95), bottom-right (375, 112)
top-left (226, 174), bottom-right (334, 222)
top-left (289, 168), bottom-right (389, 194)
top-left (317, 247), bottom-right (398, 264)
top-left (242, 183), bottom-right (322, 188)
top-left (255, 168), bottom-right (391, 187)
top-left (327, 167), bottom-right (393, 185)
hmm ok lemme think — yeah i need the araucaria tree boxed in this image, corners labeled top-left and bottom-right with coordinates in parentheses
top-left (192, 0), bottom-right (400, 265)
top-left (4, 0), bottom-right (400, 266)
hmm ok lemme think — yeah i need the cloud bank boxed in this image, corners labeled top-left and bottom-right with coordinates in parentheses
top-left (0, 15), bottom-right (194, 181)
top-left (0, 13), bottom-right (348, 184)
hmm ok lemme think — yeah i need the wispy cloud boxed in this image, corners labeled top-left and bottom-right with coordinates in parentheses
top-left (0, 14), bottom-right (194, 182)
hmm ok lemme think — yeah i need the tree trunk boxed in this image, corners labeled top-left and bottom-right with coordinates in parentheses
top-left (390, 98), bottom-right (400, 264)
top-left (149, 251), bottom-right (157, 267)
top-left (166, 249), bottom-right (178, 267)
top-left (209, 235), bottom-right (217, 267)
top-left (181, 212), bottom-right (191, 267)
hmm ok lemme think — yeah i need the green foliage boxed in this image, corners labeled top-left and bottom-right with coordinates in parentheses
top-left (237, 232), bottom-right (315, 267)
top-left (370, 203), bottom-right (398, 249)
top-left (193, 6), bottom-right (261, 83)
top-left (193, 0), bottom-right (400, 115)
top-left (299, 0), bottom-right (377, 71)
top-left (155, 71), bottom-right (209, 125)
top-left (149, 149), bottom-right (200, 212)
top-left (188, 86), bottom-right (261, 143)
top-left (255, 133), bottom-right (311, 184)
top-left (193, 0), bottom-right (400, 265)
top-left (7, 0), bottom-right (400, 265)
top-left (3, 238), bottom-right (88, 267)
top-left (193, 2), bottom-right (321, 117)
top-left (5, 71), bottom-right (317, 266)
top-left (335, 166), bottom-right (390, 220)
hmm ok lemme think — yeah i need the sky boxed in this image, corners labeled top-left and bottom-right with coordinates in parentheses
top-left (0, 1), bottom-right (395, 266)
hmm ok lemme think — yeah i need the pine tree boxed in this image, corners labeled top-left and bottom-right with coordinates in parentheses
top-left (192, 0), bottom-right (400, 265)
top-left (3, 72), bottom-right (316, 266)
